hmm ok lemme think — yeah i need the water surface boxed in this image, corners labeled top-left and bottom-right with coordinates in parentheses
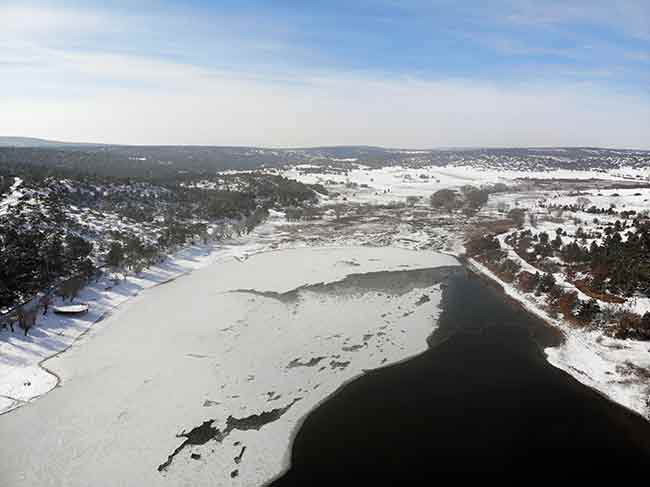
top-left (271, 270), bottom-right (650, 483)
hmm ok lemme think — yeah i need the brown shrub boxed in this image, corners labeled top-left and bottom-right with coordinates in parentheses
top-left (574, 279), bottom-right (625, 304)
top-left (518, 271), bottom-right (538, 292)
top-left (558, 291), bottom-right (579, 321)
top-left (482, 219), bottom-right (514, 234)
top-left (609, 311), bottom-right (650, 340)
top-left (465, 234), bottom-right (500, 257)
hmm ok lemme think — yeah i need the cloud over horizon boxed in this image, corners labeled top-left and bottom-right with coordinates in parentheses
top-left (1, 1), bottom-right (649, 148)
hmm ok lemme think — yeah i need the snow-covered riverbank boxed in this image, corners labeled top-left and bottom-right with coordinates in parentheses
top-left (0, 246), bottom-right (458, 487)
top-left (0, 243), bottom-right (221, 415)
top-left (468, 258), bottom-right (650, 420)
top-left (0, 210), bottom-right (300, 415)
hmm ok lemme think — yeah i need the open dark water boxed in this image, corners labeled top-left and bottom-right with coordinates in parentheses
top-left (270, 269), bottom-right (650, 483)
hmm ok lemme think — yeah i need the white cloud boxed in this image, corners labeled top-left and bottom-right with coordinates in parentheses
top-left (2, 53), bottom-right (648, 148)
top-left (0, 4), bottom-right (111, 36)
top-left (1, 2), bottom-right (648, 148)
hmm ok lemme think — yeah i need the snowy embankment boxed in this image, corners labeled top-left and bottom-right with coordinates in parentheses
top-left (0, 210), bottom-right (297, 415)
top-left (468, 257), bottom-right (650, 421)
top-left (475, 185), bottom-right (650, 419)
top-left (0, 246), bottom-right (458, 487)
top-left (0, 243), bottom-right (221, 414)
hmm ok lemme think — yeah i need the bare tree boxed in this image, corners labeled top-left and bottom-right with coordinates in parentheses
top-left (332, 204), bottom-right (345, 221)
top-left (0, 315), bottom-right (14, 333)
top-left (508, 208), bottom-right (526, 228)
top-left (39, 293), bottom-right (52, 315)
top-left (405, 195), bottom-right (419, 207)
top-left (576, 196), bottom-right (591, 210)
top-left (59, 276), bottom-right (85, 302)
top-left (17, 308), bottom-right (38, 336)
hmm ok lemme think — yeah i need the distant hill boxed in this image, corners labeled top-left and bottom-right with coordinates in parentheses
top-left (0, 137), bottom-right (99, 148)
top-left (1, 137), bottom-right (649, 180)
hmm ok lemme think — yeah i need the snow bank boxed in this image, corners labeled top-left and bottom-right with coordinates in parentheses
top-left (468, 259), bottom-right (650, 420)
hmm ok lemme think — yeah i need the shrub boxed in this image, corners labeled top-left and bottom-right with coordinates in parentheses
top-left (538, 272), bottom-right (556, 292)
top-left (462, 186), bottom-right (489, 209)
top-left (508, 208), bottom-right (526, 228)
top-left (430, 189), bottom-right (459, 210)
top-left (405, 195), bottom-right (420, 207)
top-left (518, 271), bottom-right (539, 292)
top-left (558, 291), bottom-right (578, 318)
top-left (285, 207), bottom-right (304, 221)
top-left (576, 298), bottom-right (600, 322)
top-left (17, 307), bottom-right (38, 336)
top-left (608, 311), bottom-right (650, 340)
top-left (465, 234), bottom-right (500, 257)
top-left (497, 259), bottom-right (521, 282)
top-left (58, 276), bottom-right (85, 302)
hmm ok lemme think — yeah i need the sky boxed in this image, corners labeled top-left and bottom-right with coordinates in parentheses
top-left (1, 0), bottom-right (649, 148)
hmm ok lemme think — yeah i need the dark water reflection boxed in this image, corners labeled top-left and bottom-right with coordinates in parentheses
top-left (271, 269), bottom-right (650, 483)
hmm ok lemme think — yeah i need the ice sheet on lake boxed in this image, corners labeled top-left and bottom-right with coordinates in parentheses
top-left (0, 246), bottom-right (458, 487)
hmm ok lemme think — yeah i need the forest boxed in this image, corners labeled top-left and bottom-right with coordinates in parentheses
top-left (468, 211), bottom-right (650, 340)
top-left (0, 164), bottom-right (323, 319)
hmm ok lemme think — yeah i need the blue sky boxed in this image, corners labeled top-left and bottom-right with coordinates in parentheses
top-left (1, 1), bottom-right (649, 147)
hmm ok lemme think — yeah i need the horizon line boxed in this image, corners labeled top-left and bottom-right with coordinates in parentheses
top-left (1, 136), bottom-right (649, 153)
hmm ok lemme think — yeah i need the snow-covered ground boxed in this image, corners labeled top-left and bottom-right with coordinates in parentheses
top-left (0, 177), bottom-right (23, 216)
top-left (0, 246), bottom-right (457, 487)
top-left (281, 164), bottom-right (633, 207)
top-left (469, 182), bottom-right (650, 420)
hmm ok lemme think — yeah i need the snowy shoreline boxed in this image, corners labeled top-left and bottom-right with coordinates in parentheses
top-left (0, 241), bottom-right (225, 415)
top-left (467, 257), bottom-right (650, 420)
top-left (0, 209), bottom-right (298, 415)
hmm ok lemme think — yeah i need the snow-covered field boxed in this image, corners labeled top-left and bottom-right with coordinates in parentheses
top-left (281, 164), bottom-right (636, 207)
top-left (0, 246), bottom-right (457, 487)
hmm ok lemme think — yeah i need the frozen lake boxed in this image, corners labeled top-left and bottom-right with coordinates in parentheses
top-left (0, 247), bottom-right (458, 487)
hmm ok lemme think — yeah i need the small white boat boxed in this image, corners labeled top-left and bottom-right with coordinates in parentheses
top-left (53, 304), bottom-right (89, 315)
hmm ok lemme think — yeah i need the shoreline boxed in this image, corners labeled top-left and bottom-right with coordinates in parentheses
top-left (272, 256), bottom-right (650, 483)
top-left (265, 262), bottom-right (563, 485)
top-left (466, 256), bottom-right (650, 421)
top-left (0, 240), bottom-right (224, 415)
top-left (263, 278), bottom-right (453, 486)
top-left (0, 231), bottom-right (456, 417)
top-left (268, 265), bottom-right (650, 483)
